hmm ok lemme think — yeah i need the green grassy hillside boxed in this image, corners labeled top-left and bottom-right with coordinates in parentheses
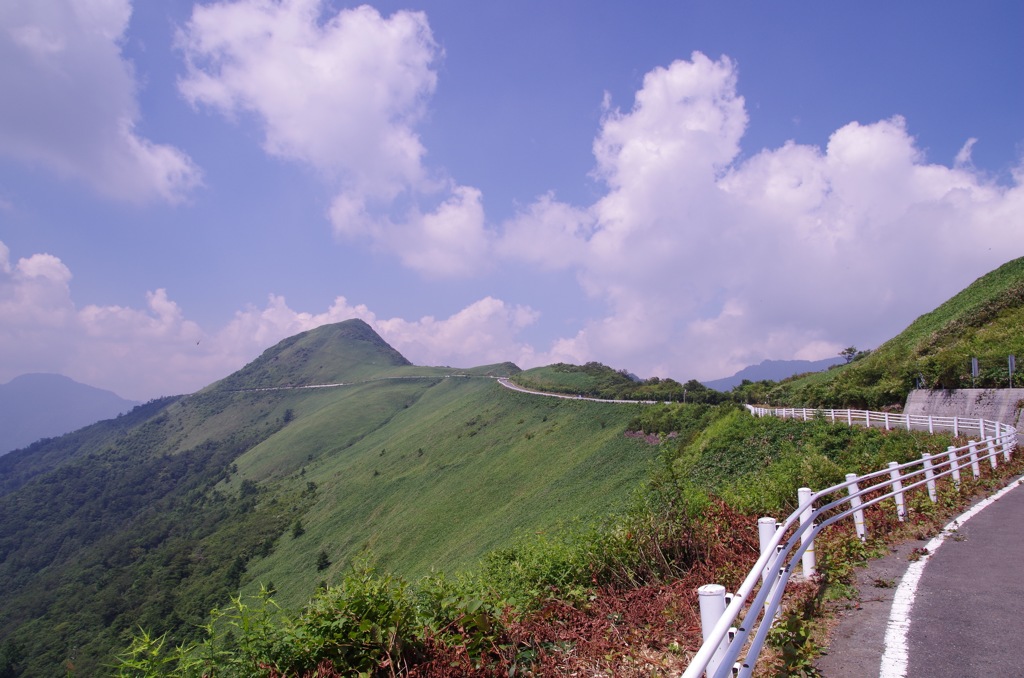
top-left (0, 321), bottom-right (652, 675)
top-left (769, 256), bottom-right (1024, 407)
top-left (513, 362), bottom-right (727, 403)
top-left (236, 379), bottom-right (652, 605)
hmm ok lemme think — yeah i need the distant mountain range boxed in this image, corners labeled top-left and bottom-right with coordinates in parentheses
top-left (0, 373), bottom-right (140, 455)
top-left (701, 357), bottom-right (844, 391)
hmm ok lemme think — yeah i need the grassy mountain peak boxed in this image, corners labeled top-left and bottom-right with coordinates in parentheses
top-left (211, 319), bottom-right (412, 391)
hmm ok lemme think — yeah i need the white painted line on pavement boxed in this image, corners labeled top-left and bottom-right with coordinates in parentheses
top-left (879, 475), bottom-right (1024, 677)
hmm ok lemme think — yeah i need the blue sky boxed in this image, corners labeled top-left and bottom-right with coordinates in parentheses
top-left (1, 1), bottom-right (1022, 401)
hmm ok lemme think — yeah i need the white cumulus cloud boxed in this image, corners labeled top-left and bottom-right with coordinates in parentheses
top-left (501, 52), bottom-right (1024, 382)
top-left (376, 297), bottom-right (539, 368)
top-left (178, 0), bottom-right (492, 275)
top-left (178, 0), bottom-right (437, 197)
top-left (0, 0), bottom-right (200, 202)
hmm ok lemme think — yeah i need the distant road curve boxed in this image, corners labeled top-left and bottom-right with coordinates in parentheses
top-left (226, 374), bottom-right (659, 406)
top-left (496, 377), bottom-right (658, 404)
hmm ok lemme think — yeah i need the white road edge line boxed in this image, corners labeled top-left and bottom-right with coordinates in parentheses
top-left (879, 475), bottom-right (1024, 677)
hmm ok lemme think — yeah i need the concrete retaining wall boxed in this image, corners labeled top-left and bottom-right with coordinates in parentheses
top-left (904, 389), bottom-right (1024, 429)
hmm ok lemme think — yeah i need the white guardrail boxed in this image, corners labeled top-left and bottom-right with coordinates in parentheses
top-left (681, 406), bottom-right (1020, 678)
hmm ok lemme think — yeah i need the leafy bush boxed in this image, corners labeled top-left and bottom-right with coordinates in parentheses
top-left (116, 563), bottom-right (424, 677)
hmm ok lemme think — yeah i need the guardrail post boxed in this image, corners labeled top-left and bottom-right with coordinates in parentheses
top-left (865, 411), bottom-right (871, 427)
top-left (928, 415), bottom-right (934, 434)
top-left (953, 416), bottom-right (959, 437)
top-left (757, 517), bottom-right (782, 620)
top-left (798, 487), bottom-right (816, 577)
top-left (969, 440), bottom-right (981, 479)
top-left (698, 584), bottom-right (730, 678)
top-left (946, 446), bottom-right (961, 488)
top-left (845, 474), bottom-right (866, 540)
top-left (884, 412), bottom-right (890, 430)
top-left (888, 462), bottom-right (906, 521)
top-left (1003, 430), bottom-right (1013, 461)
top-left (847, 410), bottom-right (852, 426)
top-left (922, 453), bottom-right (937, 502)
top-left (980, 420), bottom-right (986, 439)
top-left (905, 413), bottom-right (911, 431)
top-left (758, 517), bottom-right (778, 579)
top-left (986, 438), bottom-right (998, 469)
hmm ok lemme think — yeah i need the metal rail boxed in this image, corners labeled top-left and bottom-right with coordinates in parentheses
top-left (681, 406), bottom-right (1019, 678)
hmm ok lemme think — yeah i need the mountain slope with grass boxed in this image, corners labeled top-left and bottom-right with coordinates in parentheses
top-left (767, 256), bottom-right (1024, 408)
top-left (0, 320), bottom-right (655, 676)
top-left (6, 257), bottom-right (1024, 676)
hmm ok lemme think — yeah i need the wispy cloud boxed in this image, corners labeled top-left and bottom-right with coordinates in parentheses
top-left (177, 0), bottom-right (492, 277)
top-left (0, 0), bottom-right (201, 202)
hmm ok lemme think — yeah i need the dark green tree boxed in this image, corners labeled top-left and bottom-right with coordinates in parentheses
top-left (225, 555), bottom-right (246, 590)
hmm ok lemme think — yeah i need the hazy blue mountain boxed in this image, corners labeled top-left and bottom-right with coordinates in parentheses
top-left (0, 373), bottom-right (140, 455)
top-left (702, 357), bottom-right (844, 391)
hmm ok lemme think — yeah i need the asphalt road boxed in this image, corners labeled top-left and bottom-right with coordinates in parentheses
top-left (816, 477), bottom-right (1024, 677)
top-left (904, 479), bottom-right (1024, 677)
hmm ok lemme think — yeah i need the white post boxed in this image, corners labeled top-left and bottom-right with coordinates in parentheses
top-left (846, 473), bottom-right (866, 541)
top-left (888, 462), bottom-right (906, 521)
top-left (1003, 430), bottom-right (1013, 462)
top-left (947, 445), bottom-right (961, 488)
top-left (865, 411), bottom-right (871, 428)
top-left (798, 487), bottom-right (816, 577)
top-left (980, 420), bottom-right (986, 439)
top-left (922, 453), bottom-right (937, 502)
top-left (758, 517), bottom-right (778, 581)
top-left (847, 410), bottom-right (853, 426)
top-left (928, 415), bottom-right (934, 434)
top-left (758, 517), bottom-right (781, 619)
top-left (986, 438), bottom-right (998, 469)
top-left (953, 416), bottom-right (959, 438)
top-left (905, 413), bottom-right (911, 431)
top-left (969, 440), bottom-right (981, 479)
top-left (698, 584), bottom-right (729, 678)
top-left (885, 412), bottom-right (891, 430)
top-left (803, 408), bottom-right (809, 421)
